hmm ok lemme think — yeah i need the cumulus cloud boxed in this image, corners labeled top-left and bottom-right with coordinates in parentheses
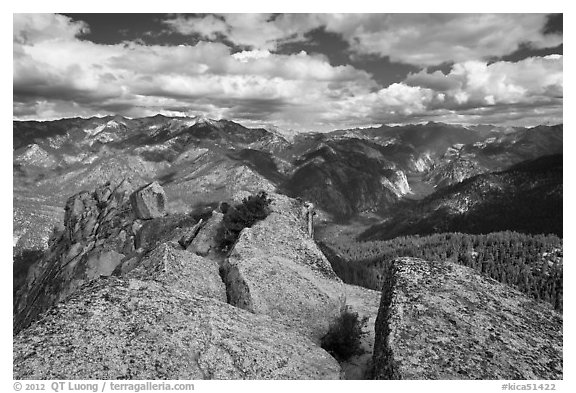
top-left (162, 14), bottom-right (228, 40)
top-left (13, 13), bottom-right (375, 130)
top-left (405, 55), bottom-right (563, 108)
top-left (301, 55), bottom-right (563, 129)
top-left (13, 13), bottom-right (89, 44)
top-left (163, 13), bottom-right (562, 67)
top-left (319, 14), bottom-right (562, 66)
top-left (13, 13), bottom-right (563, 130)
top-left (163, 13), bottom-right (321, 51)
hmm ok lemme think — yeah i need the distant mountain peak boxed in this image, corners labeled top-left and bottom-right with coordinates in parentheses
top-left (101, 114), bottom-right (128, 123)
top-left (191, 115), bottom-right (222, 128)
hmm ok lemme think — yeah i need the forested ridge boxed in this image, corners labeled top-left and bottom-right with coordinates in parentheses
top-left (360, 154), bottom-right (563, 241)
top-left (319, 231), bottom-right (562, 311)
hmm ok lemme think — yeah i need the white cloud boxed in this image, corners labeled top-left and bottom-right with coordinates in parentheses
top-left (405, 55), bottom-right (563, 107)
top-left (324, 14), bottom-right (562, 66)
top-left (232, 49), bottom-right (272, 62)
top-left (163, 13), bottom-right (320, 51)
top-left (13, 13), bottom-right (89, 44)
top-left (13, 14), bottom-right (375, 130)
top-left (162, 13), bottom-right (562, 67)
top-left (13, 13), bottom-right (563, 130)
top-left (162, 14), bottom-right (228, 40)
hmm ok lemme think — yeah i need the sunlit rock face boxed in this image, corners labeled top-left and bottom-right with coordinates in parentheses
top-left (13, 278), bottom-right (341, 380)
top-left (223, 193), bottom-right (346, 343)
top-left (372, 257), bottom-right (563, 380)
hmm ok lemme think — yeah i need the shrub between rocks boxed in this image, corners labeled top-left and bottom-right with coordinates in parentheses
top-left (321, 307), bottom-right (368, 361)
top-left (218, 191), bottom-right (272, 252)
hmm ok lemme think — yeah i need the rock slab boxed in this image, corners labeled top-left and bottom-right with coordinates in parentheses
top-left (223, 193), bottom-right (345, 343)
top-left (14, 278), bottom-right (341, 380)
top-left (372, 257), bottom-right (563, 380)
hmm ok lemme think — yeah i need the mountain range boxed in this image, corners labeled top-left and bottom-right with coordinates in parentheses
top-left (14, 115), bottom-right (562, 255)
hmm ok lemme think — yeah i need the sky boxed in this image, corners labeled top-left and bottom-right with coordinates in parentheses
top-left (13, 13), bottom-right (563, 132)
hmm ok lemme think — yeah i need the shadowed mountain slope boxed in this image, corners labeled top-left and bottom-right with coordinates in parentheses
top-left (361, 154), bottom-right (563, 241)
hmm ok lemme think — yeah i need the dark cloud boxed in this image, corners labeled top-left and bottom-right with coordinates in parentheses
top-left (497, 43), bottom-right (563, 63)
top-left (543, 14), bottom-right (563, 35)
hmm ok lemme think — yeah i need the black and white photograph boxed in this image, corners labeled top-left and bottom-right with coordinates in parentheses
top-left (9, 5), bottom-right (567, 388)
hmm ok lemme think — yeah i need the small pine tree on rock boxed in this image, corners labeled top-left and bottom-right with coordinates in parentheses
top-left (219, 191), bottom-right (272, 252)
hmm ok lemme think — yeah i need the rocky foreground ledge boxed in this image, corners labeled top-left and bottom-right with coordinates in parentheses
top-left (13, 181), bottom-right (344, 379)
top-left (372, 257), bottom-right (563, 380)
top-left (13, 181), bottom-right (563, 380)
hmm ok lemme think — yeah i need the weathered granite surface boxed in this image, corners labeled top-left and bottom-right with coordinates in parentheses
top-left (14, 278), bottom-right (341, 380)
top-left (372, 257), bottom-right (563, 380)
top-left (125, 242), bottom-right (226, 303)
top-left (14, 185), bottom-right (343, 380)
top-left (222, 193), bottom-right (346, 343)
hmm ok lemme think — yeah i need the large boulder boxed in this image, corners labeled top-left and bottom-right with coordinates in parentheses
top-left (372, 257), bottom-right (563, 380)
top-left (13, 278), bottom-right (341, 380)
top-left (222, 193), bottom-right (345, 343)
top-left (130, 181), bottom-right (166, 220)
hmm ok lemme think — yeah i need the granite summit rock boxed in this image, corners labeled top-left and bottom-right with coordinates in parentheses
top-left (372, 257), bottom-right (563, 380)
top-left (14, 278), bottom-right (341, 380)
top-left (130, 181), bottom-right (166, 220)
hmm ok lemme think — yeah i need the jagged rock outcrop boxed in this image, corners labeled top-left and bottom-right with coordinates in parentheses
top-left (372, 257), bottom-right (563, 380)
top-left (13, 180), bottom-right (138, 333)
top-left (13, 278), bottom-right (341, 380)
top-left (130, 181), bottom-right (166, 219)
top-left (222, 193), bottom-right (346, 343)
top-left (14, 184), bottom-right (344, 380)
top-left (187, 211), bottom-right (224, 257)
top-left (14, 180), bottom-right (203, 334)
